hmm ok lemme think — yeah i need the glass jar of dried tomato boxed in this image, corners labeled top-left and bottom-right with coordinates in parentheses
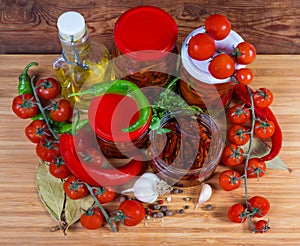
top-left (180, 27), bottom-right (244, 112)
top-left (148, 110), bottom-right (224, 187)
top-left (112, 6), bottom-right (179, 90)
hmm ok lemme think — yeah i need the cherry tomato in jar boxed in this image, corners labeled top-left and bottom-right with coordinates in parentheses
top-left (208, 54), bottom-right (235, 79)
top-left (235, 68), bottom-right (253, 85)
top-left (36, 138), bottom-right (60, 162)
top-left (49, 156), bottom-right (71, 179)
top-left (228, 204), bottom-right (247, 223)
top-left (246, 158), bottom-right (266, 179)
top-left (49, 99), bottom-right (73, 122)
top-left (219, 170), bottom-right (241, 191)
top-left (188, 33), bottom-right (216, 61)
top-left (234, 41), bottom-right (256, 65)
top-left (204, 14), bottom-right (231, 40)
top-left (25, 119), bottom-right (50, 143)
top-left (253, 88), bottom-right (273, 108)
top-left (227, 124), bottom-right (250, 146)
top-left (227, 104), bottom-right (251, 125)
top-left (248, 196), bottom-right (270, 218)
top-left (254, 120), bottom-right (275, 139)
top-left (221, 143), bottom-right (244, 167)
top-left (80, 207), bottom-right (104, 230)
top-left (79, 148), bottom-right (104, 168)
top-left (93, 187), bottom-right (115, 204)
top-left (118, 200), bottom-right (145, 226)
top-left (12, 94), bottom-right (38, 119)
top-left (63, 175), bottom-right (89, 200)
top-left (255, 220), bottom-right (270, 233)
top-left (35, 77), bottom-right (61, 100)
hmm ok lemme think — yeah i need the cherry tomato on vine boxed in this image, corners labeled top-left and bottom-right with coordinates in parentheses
top-left (234, 41), bottom-right (256, 65)
top-left (227, 124), bottom-right (250, 146)
top-left (93, 187), bottom-right (115, 204)
top-left (221, 143), bottom-right (244, 167)
top-left (73, 126), bottom-right (97, 152)
top-left (253, 88), bottom-right (273, 108)
top-left (12, 94), bottom-right (38, 119)
top-left (188, 33), bottom-right (216, 61)
top-left (228, 204), bottom-right (247, 223)
top-left (235, 68), bottom-right (253, 85)
top-left (246, 158), bottom-right (266, 179)
top-left (255, 220), bottom-right (270, 233)
top-left (49, 99), bottom-right (73, 122)
top-left (25, 119), bottom-right (50, 143)
top-left (118, 200), bottom-right (145, 226)
top-left (227, 104), bottom-right (251, 125)
top-left (79, 148), bottom-right (104, 167)
top-left (80, 207), bottom-right (104, 230)
top-left (35, 77), bottom-right (61, 100)
top-left (208, 54), bottom-right (235, 79)
top-left (248, 196), bottom-right (270, 218)
top-left (219, 170), bottom-right (241, 191)
top-left (49, 156), bottom-right (71, 179)
top-left (254, 120), bottom-right (275, 139)
top-left (63, 175), bottom-right (89, 200)
top-left (36, 138), bottom-right (60, 162)
top-left (204, 14), bottom-right (231, 40)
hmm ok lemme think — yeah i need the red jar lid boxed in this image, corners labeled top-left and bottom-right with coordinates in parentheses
top-left (88, 93), bottom-right (150, 142)
top-left (114, 6), bottom-right (178, 61)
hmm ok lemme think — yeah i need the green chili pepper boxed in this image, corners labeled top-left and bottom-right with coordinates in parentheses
top-left (53, 119), bottom-right (88, 134)
top-left (69, 80), bottom-right (151, 133)
top-left (18, 62), bottom-right (38, 95)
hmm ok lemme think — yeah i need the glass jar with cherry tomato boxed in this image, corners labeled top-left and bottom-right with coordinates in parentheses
top-left (180, 26), bottom-right (245, 113)
top-left (112, 6), bottom-right (179, 97)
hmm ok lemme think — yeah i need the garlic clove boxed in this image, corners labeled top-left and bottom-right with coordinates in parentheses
top-left (194, 183), bottom-right (212, 212)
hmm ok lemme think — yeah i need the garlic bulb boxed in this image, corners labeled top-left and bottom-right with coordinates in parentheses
top-left (194, 183), bottom-right (212, 212)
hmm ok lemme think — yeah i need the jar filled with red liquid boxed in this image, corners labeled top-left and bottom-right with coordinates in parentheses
top-left (180, 27), bottom-right (244, 112)
top-left (112, 6), bottom-right (179, 90)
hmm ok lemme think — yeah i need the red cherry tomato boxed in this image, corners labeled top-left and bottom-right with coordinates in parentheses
top-left (204, 14), bottom-right (231, 40)
top-left (227, 104), bottom-right (251, 125)
top-left (35, 77), bottom-right (61, 100)
top-left (12, 94), bottom-right (38, 119)
top-left (246, 158), bottom-right (266, 178)
top-left (254, 120), bottom-right (275, 139)
top-left (188, 33), bottom-right (216, 61)
top-left (118, 200), bottom-right (145, 226)
top-left (253, 88), bottom-right (273, 108)
top-left (73, 125), bottom-right (98, 152)
top-left (36, 138), bottom-right (60, 162)
top-left (79, 147), bottom-right (104, 168)
top-left (25, 120), bottom-right (50, 143)
top-left (49, 99), bottom-right (73, 122)
top-left (228, 204), bottom-right (247, 223)
top-left (221, 143), bottom-right (244, 167)
top-left (93, 187), bottom-right (115, 204)
top-left (227, 124), bottom-right (250, 146)
top-left (248, 196), bottom-right (270, 218)
top-left (255, 220), bottom-right (270, 233)
top-left (219, 170), bottom-right (241, 191)
top-left (49, 156), bottom-right (71, 179)
top-left (208, 54), bottom-right (235, 79)
top-left (63, 175), bottom-right (89, 200)
top-left (235, 41), bottom-right (256, 65)
top-left (235, 68), bottom-right (253, 85)
top-left (80, 207), bottom-right (104, 230)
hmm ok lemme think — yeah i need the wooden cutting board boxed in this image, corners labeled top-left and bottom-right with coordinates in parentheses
top-left (0, 54), bottom-right (299, 245)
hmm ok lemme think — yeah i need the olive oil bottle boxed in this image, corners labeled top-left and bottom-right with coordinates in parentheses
top-left (53, 11), bottom-right (111, 110)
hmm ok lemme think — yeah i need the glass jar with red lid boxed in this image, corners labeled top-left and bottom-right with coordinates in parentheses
top-left (112, 6), bottom-right (179, 90)
top-left (180, 26), bottom-right (245, 112)
top-left (88, 91), bottom-right (151, 159)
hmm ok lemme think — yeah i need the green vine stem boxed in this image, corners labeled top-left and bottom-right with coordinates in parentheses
top-left (30, 76), bottom-right (59, 141)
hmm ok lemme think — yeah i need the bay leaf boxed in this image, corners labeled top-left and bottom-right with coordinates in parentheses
top-left (36, 161), bottom-right (65, 222)
top-left (64, 194), bottom-right (94, 231)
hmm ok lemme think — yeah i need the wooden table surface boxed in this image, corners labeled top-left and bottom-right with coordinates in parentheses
top-left (0, 54), bottom-right (299, 245)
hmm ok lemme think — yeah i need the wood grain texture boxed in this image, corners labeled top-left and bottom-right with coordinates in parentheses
top-left (0, 0), bottom-right (300, 54)
top-left (0, 54), bottom-right (300, 245)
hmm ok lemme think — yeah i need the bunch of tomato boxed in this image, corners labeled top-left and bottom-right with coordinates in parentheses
top-left (187, 14), bottom-right (256, 82)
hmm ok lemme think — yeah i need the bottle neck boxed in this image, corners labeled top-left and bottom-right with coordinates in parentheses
top-left (59, 27), bottom-right (91, 68)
